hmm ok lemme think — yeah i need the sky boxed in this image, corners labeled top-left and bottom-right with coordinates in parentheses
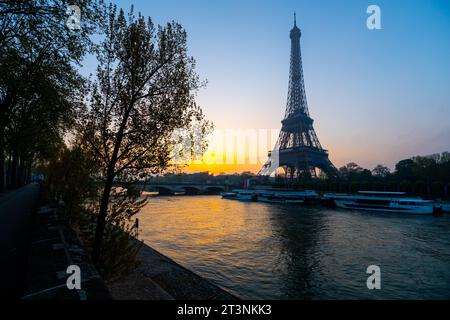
top-left (82, 0), bottom-right (450, 174)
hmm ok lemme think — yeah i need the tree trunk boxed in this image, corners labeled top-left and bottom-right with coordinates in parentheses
top-left (26, 159), bottom-right (32, 184)
top-left (6, 150), bottom-right (12, 187)
top-left (91, 168), bottom-right (114, 264)
top-left (19, 155), bottom-right (25, 186)
top-left (0, 143), bottom-right (4, 193)
top-left (10, 147), bottom-right (19, 188)
top-left (0, 104), bottom-right (5, 192)
top-left (0, 127), bottom-right (4, 193)
top-left (0, 95), bottom-right (12, 192)
top-left (91, 101), bottom-right (134, 264)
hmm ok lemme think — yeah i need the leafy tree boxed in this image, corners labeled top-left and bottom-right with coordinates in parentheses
top-left (81, 188), bottom-right (146, 282)
top-left (399, 180), bottom-right (412, 193)
top-left (44, 140), bottom-right (144, 281)
top-left (45, 144), bottom-right (100, 224)
top-left (395, 159), bottom-right (414, 181)
top-left (338, 162), bottom-right (365, 181)
top-left (78, 7), bottom-right (210, 263)
top-left (0, 0), bottom-right (103, 191)
top-left (372, 164), bottom-right (390, 178)
top-left (412, 156), bottom-right (437, 181)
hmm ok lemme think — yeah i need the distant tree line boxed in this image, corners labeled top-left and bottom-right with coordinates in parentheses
top-left (273, 152), bottom-right (450, 198)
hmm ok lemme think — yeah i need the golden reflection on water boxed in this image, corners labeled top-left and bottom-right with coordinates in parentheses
top-left (139, 195), bottom-right (276, 248)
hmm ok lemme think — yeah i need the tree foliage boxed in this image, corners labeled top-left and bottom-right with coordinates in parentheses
top-left (0, 0), bottom-right (104, 191)
top-left (372, 164), bottom-right (390, 178)
top-left (77, 6), bottom-right (211, 263)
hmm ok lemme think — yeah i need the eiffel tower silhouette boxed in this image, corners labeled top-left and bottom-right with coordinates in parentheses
top-left (260, 13), bottom-right (337, 179)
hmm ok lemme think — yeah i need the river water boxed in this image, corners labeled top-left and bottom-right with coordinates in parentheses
top-left (138, 195), bottom-right (450, 299)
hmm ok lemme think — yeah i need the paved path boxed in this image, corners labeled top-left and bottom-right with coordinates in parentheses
top-left (0, 184), bottom-right (40, 298)
top-left (108, 242), bottom-right (238, 300)
top-left (22, 205), bottom-right (111, 300)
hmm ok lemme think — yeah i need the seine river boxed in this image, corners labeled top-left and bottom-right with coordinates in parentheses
top-left (138, 195), bottom-right (450, 299)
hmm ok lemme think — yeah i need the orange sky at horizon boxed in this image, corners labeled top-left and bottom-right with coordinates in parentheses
top-left (179, 126), bottom-right (355, 175)
top-left (179, 127), bottom-right (374, 175)
top-left (185, 163), bottom-right (263, 175)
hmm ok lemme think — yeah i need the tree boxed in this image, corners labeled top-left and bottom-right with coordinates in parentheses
top-left (45, 144), bottom-right (100, 224)
top-left (0, 0), bottom-right (103, 191)
top-left (394, 159), bottom-right (414, 181)
top-left (372, 164), bottom-right (390, 178)
top-left (4, 50), bottom-right (85, 187)
top-left (79, 7), bottom-right (210, 263)
top-left (338, 162), bottom-right (362, 179)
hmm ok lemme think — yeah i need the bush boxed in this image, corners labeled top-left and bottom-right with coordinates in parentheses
top-left (82, 193), bottom-right (146, 282)
top-left (399, 180), bottom-right (412, 193)
top-left (413, 180), bottom-right (426, 195)
top-left (431, 181), bottom-right (444, 197)
top-left (45, 145), bottom-right (146, 282)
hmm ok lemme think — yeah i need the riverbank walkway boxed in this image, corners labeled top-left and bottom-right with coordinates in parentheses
top-left (0, 184), bottom-right (40, 298)
top-left (0, 184), bottom-right (110, 299)
top-left (1, 184), bottom-right (237, 300)
top-left (21, 203), bottom-right (111, 299)
top-left (108, 242), bottom-right (238, 300)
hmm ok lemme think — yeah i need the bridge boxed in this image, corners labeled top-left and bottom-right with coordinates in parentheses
top-left (137, 183), bottom-right (233, 195)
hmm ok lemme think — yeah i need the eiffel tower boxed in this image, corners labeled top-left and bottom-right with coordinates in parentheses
top-left (259, 14), bottom-right (337, 179)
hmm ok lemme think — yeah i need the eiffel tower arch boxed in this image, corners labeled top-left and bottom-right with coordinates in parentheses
top-left (259, 13), bottom-right (337, 179)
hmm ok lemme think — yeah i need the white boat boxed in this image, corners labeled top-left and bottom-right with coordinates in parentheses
top-left (222, 189), bottom-right (258, 201)
top-left (258, 193), bottom-right (305, 204)
top-left (323, 191), bottom-right (434, 215)
top-left (258, 190), bottom-right (318, 204)
top-left (235, 191), bottom-right (257, 201)
top-left (221, 192), bottom-right (237, 199)
top-left (223, 189), bottom-right (319, 204)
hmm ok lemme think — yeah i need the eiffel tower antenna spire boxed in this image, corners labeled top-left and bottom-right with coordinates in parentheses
top-left (294, 12), bottom-right (296, 27)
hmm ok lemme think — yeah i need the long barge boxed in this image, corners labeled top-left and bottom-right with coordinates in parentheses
top-left (222, 189), bottom-right (444, 215)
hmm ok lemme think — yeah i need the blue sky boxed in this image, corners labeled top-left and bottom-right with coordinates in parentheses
top-left (82, 0), bottom-right (450, 170)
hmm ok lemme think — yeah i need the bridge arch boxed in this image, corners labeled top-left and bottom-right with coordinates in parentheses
top-left (154, 186), bottom-right (177, 195)
top-left (183, 186), bottom-right (201, 195)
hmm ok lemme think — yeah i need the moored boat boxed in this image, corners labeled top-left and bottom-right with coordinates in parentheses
top-left (221, 189), bottom-right (258, 201)
top-left (235, 191), bottom-right (258, 201)
top-left (221, 192), bottom-right (237, 199)
top-left (323, 191), bottom-right (434, 215)
top-left (258, 190), bottom-right (318, 204)
top-left (258, 193), bottom-right (305, 204)
top-left (222, 189), bottom-right (319, 204)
